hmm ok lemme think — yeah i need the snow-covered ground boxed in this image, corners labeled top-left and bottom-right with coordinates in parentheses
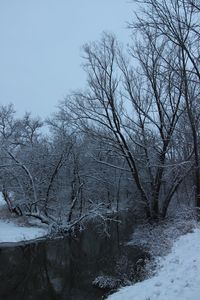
top-left (0, 193), bottom-right (48, 244)
top-left (0, 220), bottom-right (47, 243)
top-left (107, 226), bottom-right (200, 300)
top-left (0, 194), bottom-right (5, 206)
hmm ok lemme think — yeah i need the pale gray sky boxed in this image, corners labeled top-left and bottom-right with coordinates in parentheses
top-left (0, 0), bottom-right (134, 118)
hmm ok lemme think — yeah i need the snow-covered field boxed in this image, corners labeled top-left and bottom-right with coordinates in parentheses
top-left (107, 226), bottom-right (200, 300)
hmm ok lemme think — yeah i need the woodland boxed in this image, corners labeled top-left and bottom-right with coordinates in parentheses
top-left (1, 0), bottom-right (200, 230)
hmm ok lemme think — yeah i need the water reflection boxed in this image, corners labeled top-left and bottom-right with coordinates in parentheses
top-left (0, 213), bottom-right (145, 300)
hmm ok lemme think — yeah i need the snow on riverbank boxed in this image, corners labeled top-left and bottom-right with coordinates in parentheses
top-left (0, 193), bottom-right (48, 244)
top-left (0, 220), bottom-right (48, 243)
top-left (107, 226), bottom-right (200, 300)
top-left (0, 194), bottom-right (5, 207)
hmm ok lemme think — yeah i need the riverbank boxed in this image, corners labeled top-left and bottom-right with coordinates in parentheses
top-left (0, 195), bottom-right (48, 244)
top-left (0, 219), bottom-right (48, 244)
top-left (107, 224), bottom-right (200, 300)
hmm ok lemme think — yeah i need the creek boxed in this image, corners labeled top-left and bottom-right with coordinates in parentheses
top-left (0, 211), bottom-right (147, 300)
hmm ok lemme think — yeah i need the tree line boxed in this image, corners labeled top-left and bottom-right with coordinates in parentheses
top-left (0, 0), bottom-right (200, 225)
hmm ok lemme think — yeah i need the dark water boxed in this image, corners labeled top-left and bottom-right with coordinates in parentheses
top-left (0, 212), bottom-right (146, 300)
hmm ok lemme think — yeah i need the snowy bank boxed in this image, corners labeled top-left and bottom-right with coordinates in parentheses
top-left (107, 226), bottom-right (200, 300)
top-left (0, 193), bottom-right (48, 244)
top-left (0, 220), bottom-right (48, 244)
top-left (0, 194), bottom-right (5, 207)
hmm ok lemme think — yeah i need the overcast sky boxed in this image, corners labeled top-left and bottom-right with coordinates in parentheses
top-left (0, 1), bottom-right (134, 118)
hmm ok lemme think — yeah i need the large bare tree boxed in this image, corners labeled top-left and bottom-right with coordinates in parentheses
top-left (131, 0), bottom-right (200, 209)
top-left (57, 32), bottom-right (192, 219)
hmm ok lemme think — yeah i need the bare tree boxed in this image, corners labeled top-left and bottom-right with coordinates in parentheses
top-left (54, 32), bottom-right (192, 219)
top-left (131, 0), bottom-right (200, 208)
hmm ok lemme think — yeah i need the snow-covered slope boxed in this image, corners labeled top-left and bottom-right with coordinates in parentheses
top-left (107, 227), bottom-right (200, 300)
top-left (0, 220), bottom-right (47, 243)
